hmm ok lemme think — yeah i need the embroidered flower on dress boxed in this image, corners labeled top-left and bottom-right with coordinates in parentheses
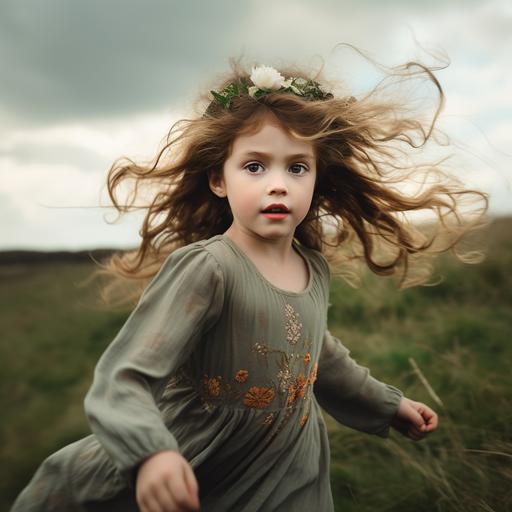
top-left (296, 373), bottom-right (307, 399)
top-left (235, 369), bottom-right (249, 383)
top-left (287, 383), bottom-right (297, 405)
top-left (277, 356), bottom-right (293, 393)
top-left (285, 303), bottom-right (303, 345)
top-left (243, 386), bottom-right (276, 409)
top-left (204, 376), bottom-right (221, 397)
top-left (192, 300), bottom-right (320, 430)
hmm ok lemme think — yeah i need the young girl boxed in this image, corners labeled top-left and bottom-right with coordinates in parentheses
top-left (11, 57), bottom-right (485, 512)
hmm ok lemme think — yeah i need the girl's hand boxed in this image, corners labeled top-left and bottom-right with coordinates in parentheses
top-left (390, 396), bottom-right (438, 441)
top-left (136, 450), bottom-right (200, 512)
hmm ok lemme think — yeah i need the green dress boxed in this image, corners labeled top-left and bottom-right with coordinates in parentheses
top-left (11, 234), bottom-right (403, 512)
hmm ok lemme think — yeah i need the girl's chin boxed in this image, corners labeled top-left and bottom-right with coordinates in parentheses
top-left (256, 230), bottom-right (296, 241)
top-left (228, 222), bottom-right (298, 241)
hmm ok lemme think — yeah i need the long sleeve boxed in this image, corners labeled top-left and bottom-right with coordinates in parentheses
top-left (313, 329), bottom-right (403, 438)
top-left (83, 243), bottom-right (224, 487)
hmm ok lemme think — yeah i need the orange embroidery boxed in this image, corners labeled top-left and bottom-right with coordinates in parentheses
top-left (191, 302), bottom-right (319, 426)
top-left (243, 386), bottom-right (276, 409)
top-left (235, 369), bottom-right (249, 383)
top-left (287, 384), bottom-right (297, 405)
top-left (204, 376), bottom-right (221, 397)
top-left (296, 373), bottom-right (307, 399)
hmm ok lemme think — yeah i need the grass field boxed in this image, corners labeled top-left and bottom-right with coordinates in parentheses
top-left (1, 217), bottom-right (511, 511)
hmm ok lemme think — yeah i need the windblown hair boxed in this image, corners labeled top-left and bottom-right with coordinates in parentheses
top-left (89, 51), bottom-right (488, 307)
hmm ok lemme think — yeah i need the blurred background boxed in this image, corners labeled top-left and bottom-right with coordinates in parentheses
top-left (1, 0), bottom-right (511, 510)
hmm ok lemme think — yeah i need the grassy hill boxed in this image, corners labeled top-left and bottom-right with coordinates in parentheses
top-left (1, 218), bottom-right (511, 511)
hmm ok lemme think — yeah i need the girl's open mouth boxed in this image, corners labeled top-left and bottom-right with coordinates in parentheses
top-left (261, 203), bottom-right (290, 220)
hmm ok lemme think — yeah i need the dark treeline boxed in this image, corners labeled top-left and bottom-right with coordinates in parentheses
top-left (0, 248), bottom-right (125, 265)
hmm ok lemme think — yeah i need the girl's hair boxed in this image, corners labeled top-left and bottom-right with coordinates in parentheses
top-left (89, 49), bottom-right (488, 307)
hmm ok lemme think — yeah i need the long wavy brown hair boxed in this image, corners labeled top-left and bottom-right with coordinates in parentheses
top-left (88, 51), bottom-right (488, 307)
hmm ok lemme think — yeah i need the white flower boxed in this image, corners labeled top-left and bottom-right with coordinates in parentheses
top-left (250, 65), bottom-right (286, 91)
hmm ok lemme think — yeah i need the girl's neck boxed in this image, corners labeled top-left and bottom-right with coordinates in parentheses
top-left (222, 225), bottom-right (295, 266)
top-left (222, 225), bottom-right (309, 294)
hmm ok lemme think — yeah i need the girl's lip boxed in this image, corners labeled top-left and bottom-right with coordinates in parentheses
top-left (261, 203), bottom-right (290, 213)
top-left (262, 212), bottom-right (289, 220)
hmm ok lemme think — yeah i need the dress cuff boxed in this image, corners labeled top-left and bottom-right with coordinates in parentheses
top-left (374, 384), bottom-right (403, 438)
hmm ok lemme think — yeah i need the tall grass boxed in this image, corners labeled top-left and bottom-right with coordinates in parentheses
top-left (326, 217), bottom-right (512, 511)
top-left (1, 217), bottom-right (511, 511)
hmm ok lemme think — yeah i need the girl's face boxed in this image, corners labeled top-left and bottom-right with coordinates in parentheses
top-left (209, 114), bottom-right (317, 243)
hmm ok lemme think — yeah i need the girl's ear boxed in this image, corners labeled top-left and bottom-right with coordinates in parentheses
top-left (208, 170), bottom-right (227, 198)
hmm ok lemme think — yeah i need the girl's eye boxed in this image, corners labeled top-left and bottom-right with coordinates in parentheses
top-left (290, 164), bottom-right (307, 175)
top-left (245, 163), bottom-right (263, 174)
top-left (244, 163), bottom-right (308, 175)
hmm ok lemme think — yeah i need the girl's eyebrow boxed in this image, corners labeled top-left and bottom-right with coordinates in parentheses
top-left (241, 150), bottom-right (315, 161)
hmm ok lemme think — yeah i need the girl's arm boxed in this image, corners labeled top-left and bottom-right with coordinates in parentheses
top-left (313, 329), bottom-right (403, 438)
top-left (83, 244), bottom-right (224, 488)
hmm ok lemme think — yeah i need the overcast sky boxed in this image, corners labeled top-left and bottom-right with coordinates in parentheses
top-left (1, 0), bottom-right (510, 250)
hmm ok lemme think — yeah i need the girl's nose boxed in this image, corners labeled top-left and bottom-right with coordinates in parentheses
top-left (268, 183), bottom-right (287, 195)
top-left (267, 173), bottom-right (288, 195)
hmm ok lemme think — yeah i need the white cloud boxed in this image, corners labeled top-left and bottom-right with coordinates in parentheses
top-left (0, 109), bottom-right (183, 161)
top-left (1, 109), bottom-right (185, 249)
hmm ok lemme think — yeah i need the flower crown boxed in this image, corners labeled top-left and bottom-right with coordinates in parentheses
top-left (205, 64), bottom-right (344, 116)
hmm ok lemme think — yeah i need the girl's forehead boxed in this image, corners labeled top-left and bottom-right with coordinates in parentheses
top-left (231, 115), bottom-right (314, 156)
top-left (236, 110), bottom-right (289, 136)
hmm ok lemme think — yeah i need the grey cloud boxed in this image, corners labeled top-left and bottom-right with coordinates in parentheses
top-left (0, 0), bottom-right (248, 127)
